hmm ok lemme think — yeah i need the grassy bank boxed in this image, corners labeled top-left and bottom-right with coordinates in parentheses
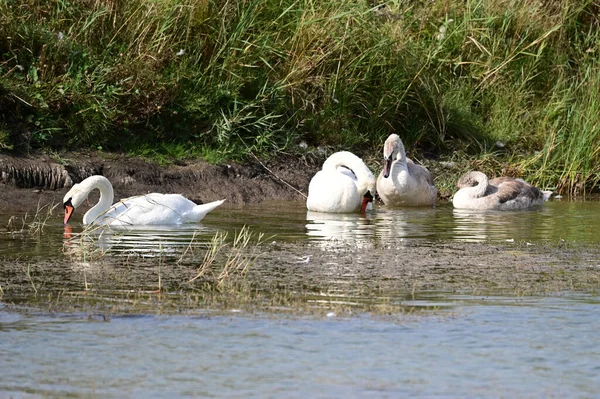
top-left (1, 0), bottom-right (598, 194)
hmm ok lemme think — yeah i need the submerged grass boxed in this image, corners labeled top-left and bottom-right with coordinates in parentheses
top-left (1, 0), bottom-right (599, 193)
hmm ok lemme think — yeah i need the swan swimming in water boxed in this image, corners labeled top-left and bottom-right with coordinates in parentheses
top-left (306, 151), bottom-right (376, 213)
top-left (376, 134), bottom-right (437, 206)
top-left (452, 171), bottom-right (552, 210)
top-left (63, 175), bottom-right (225, 225)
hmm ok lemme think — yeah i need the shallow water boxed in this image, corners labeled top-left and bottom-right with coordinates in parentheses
top-left (213, 199), bottom-right (600, 244)
top-left (2, 200), bottom-right (599, 259)
top-left (1, 296), bottom-right (599, 398)
top-left (1, 199), bottom-right (599, 398)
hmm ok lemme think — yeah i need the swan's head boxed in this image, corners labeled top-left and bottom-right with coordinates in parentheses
top-left (361, 190), bottom-right (375, 213)
top-left (62, 183), bottom-right (86, 224)
top-left (359, 170), bottom-right (377, 212)
top-left (358, 169), bottom-right (377, 213)
top-left (382, 134), bottom-right (404, 178)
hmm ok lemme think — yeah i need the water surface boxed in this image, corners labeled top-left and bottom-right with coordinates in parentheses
top-left (2, 200), bottom-right (599, 259)
top-left (1, 295), bottom-right (599, 398)
top-left (1, 199), bottom-right (599, 398)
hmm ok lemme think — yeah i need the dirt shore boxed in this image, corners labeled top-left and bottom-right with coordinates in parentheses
top-left (0, 152), bottom-right (320, 212)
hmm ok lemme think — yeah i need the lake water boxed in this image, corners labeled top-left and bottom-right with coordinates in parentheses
top-left (1, 199), bottom-right (599, 398)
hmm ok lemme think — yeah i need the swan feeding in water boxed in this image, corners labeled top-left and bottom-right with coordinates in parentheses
top-left (376, 134), bottom-right (437, 206)
top-left (306, 151), bottom-right (376, 213)
top-left (63, 175), bottom-right (225, 225)
top-left (452, 171), bottom-right (552, 210)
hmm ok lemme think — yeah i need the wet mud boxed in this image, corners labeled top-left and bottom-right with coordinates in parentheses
top-left (0, 152), bottom-right (319, 212)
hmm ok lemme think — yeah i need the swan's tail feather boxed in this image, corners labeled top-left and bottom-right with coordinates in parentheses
top-left (541, 190), bottom-right (553, 201)
top-left (191, 199), bottom-right (226, 221)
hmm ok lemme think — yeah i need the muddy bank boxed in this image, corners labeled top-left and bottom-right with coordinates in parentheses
top-left (0, 152), bottom-right (320, 211)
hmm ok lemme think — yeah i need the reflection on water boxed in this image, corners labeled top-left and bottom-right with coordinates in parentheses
top-left (450, 207), bottom-right (552, 242)
top-left (1, 199), bottom-right (599, 259)
top-left (305, 200), bottom-right (600, 244)
top-left (305, 211), bottom-right (375, 243)
top-left (63, 224), bottom-right (217, 258)
top-left (372, 206), bottom-right (444, 241)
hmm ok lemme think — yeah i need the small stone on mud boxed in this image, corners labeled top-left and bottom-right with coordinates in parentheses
top-left (439, 161), bottom-right (456, 169)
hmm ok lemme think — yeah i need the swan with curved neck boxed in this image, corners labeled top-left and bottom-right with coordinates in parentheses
top-left (376, 134), bottom-right (437, 206)
top-left (306, 151), bottom-right (376, 213)
top-left (63, 175), bottom-right (225, 226)
top-left (452, 171), bottom-right (552, 210)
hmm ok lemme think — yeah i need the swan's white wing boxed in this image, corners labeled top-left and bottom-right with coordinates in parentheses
top-left (96, 193), bottom-right (199, 225)
top-left (306, 170), bottom-right (360, 213)
top-left (337, 166), bottom-right (357, 180)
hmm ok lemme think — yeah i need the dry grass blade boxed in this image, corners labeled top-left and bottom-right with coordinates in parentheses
top-left (62, 222), bottom-right (112, 260)
top-left (6, 201), bottom-right (59, 237)
top-left (186, 226), bottom-right (269, 290)
top-left (187, 230), bottom-right (228, 283)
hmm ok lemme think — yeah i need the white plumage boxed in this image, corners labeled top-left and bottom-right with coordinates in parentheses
top-left (63, 175), bottom-right (225, 226)
top-left (306, 151), bottom-right (376, 213)
top-left (376, 134), bottom-right (437, 207)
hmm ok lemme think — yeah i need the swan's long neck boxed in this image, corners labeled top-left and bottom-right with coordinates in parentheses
top-left (81, 176), bottom-right (114, 224)
top-left (382, 136), bottom-right (407, 179)
top-left (394, 140), bottom-right (407, 166)
top-left (323, 152), bottom-right (374, 194)
top-left (468, 172), bottom-right (489, 199)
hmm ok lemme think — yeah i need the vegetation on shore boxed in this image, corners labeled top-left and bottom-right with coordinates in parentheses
top-left (1, 0), bottom-right (598, 194)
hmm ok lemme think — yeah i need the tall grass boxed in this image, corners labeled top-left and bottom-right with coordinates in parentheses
top-left (521, 63), bottom-right (600, 195)
top-left (0, 0), bottom-right (599, 193)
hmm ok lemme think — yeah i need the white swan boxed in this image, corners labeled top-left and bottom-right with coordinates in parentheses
top-left (452, 171), bottom-right (552, 210)
top-left (306, 151), bottom-right (376, 213)
top-left (63, 175), bottom-right (225, 226)
top-left (376, 134), bottom-right (437, 206)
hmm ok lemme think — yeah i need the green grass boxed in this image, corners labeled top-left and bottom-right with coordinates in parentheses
top-left (0, 0), bottom-right (599, 194)
top-left (520, 63), bottom-right (600, 195)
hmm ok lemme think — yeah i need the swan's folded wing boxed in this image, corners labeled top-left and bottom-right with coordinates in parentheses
top-left (493, 179), bottom-right (527, 204)
top-left (407, 161), bottom-right (435, 186)
top-left (492, 177), bottom-right (546, 204)
top-left (96, 194), bottom-right (192, 225)
top-left (518, 183), bottom-right (545, 202)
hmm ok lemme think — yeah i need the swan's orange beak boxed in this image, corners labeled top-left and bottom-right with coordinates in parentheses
top-left (64, 200), bottom-right (74, 224)
top-left (360, 190), bottom-right (374, 213)
top-left (383, 157), bottom-right (392, 178)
